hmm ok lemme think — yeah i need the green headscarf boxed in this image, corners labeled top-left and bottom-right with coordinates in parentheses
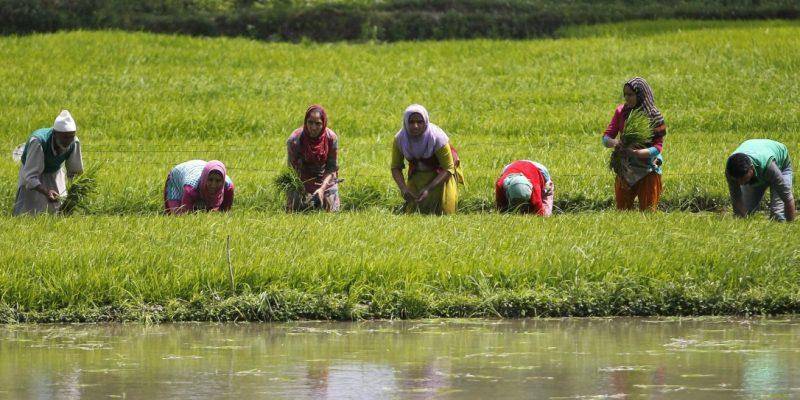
top-left (503, 173), bottom-right (532, 208)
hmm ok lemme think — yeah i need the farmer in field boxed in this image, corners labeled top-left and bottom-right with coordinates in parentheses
top-left (391, 104), bottom-right (464, 215)
top-left (726, 139), bottom-right (795, 222)
top-left (602, 77), bottom-right (667, 211)
top-left (495, 160), bottom-right (554, 216)
top-left (163, 160), bottom-right (234, 214)
top-left (13, 110), bottom-right (83, 216)
top-left (286, 104), bottom-right (340, 212)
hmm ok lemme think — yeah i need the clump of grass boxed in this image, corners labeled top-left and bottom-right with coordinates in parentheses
top-left (60, 165), bottom-right (99, 215)
top-left (272, 168), bottom-right (304, 196)
top-left (340, 183), bottom-right (385, 211)
top-left (609, 109), bottom-right (651, 176)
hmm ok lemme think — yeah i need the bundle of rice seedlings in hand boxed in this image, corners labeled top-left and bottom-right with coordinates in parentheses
top-left (609, 109), bottom-right (652, 176)
top-left (273, 168), bottom-right (304, 196)
top-left (60, 164), bottom-right (99, 215)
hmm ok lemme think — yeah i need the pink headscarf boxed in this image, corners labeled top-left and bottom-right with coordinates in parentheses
top-left (199, 160), bottom-right (227, 210)
top-left (395, 104), bottom-right (449, 161)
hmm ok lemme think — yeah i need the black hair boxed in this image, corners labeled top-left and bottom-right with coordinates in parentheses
top-left (726, 153), bottom-right (752, 178)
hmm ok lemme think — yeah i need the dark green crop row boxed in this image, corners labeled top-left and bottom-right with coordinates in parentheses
top-left (1, 0), bottom-right (798, 42)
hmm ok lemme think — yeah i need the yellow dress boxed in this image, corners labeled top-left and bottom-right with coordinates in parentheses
top-left (391, 141), bottom-right (463, 214)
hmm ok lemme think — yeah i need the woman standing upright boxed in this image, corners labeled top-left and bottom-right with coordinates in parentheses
top-left (286, 105), bottom-right (340, 212)
top-left (602, 77), bottom-right (667, 211)
top-left (391, 104), bottom-right (463, 215)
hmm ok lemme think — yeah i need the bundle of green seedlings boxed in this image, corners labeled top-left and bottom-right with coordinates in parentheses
top-left (60, 164), bottom-right (99, 215)
top-left (609, 109), bottom-right (652, 176)
top-left (273, 168), bottom-right (304, 195)
top-left (274, 168), bottom-right (325, 210)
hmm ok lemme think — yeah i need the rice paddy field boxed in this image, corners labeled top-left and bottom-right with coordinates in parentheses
top-left (1, 20), bottom-right (799, 322)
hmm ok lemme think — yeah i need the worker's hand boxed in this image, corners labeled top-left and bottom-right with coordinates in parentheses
top-left (313, 187), bottom-right (326, 205)
top-left (416, 189), bottom-right (430, 203)
top-left (401, 188), bottom-right (417, 202)
top-left (616, 146), bottom-right (633, 158)
top-left (45, 190), bottom-right (60, 202)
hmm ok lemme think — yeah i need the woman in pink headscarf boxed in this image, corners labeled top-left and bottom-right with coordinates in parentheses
top-left (390, 104), bottom-right (464, 214)
top-left (163, 160), bottom-right (234, 214)
top-left (286, 104), bottom-right (340, 212)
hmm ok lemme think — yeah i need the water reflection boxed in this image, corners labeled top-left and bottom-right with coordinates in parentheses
top-left (1, 318), bottom-right (799, 399)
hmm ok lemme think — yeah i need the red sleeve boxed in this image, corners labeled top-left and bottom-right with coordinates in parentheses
top-left (495, 178), bottom-right (508, 211)
top-left (178, 184), bottom-right (198, 214)
top-left (603, 105), bottom-right (624, 140)
top-left (287, 130), bottom-right (302, 172)
top-left (326, 133), bottom-right (339, 174)
top-left (220, 182), bottom-right (234, 212)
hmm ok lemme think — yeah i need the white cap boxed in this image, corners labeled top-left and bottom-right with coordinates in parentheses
top-left (53, 110), bottom-right (77, 132)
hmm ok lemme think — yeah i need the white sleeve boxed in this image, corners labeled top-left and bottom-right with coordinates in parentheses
top-left (66, 140), bottom-right (84, 176)
top-left (21, 139), bottom-right (45, 190)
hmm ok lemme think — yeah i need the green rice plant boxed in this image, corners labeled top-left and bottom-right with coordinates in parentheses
top-left (0, 22), bottom-right (796, 321)
top-left (0, 21), bottom-right (788, 214)
top-left (59, 164), bottom-right (99, 215)
top-left (0, 211), bottom-right (798, 322)
top-left (620, 109), bottom-right (651, 146)
top-left (272, 168), bottom-right (304, 196)
top-left (609, 109), bottom-right (652, 177)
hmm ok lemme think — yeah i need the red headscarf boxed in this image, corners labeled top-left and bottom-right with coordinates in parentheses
top-left (199, 160), bottom-right (227, 210)
top-left (300, 104), bottom-right (329, 164)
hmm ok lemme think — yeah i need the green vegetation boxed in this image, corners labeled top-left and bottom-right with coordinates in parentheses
top-left (59, 164), bottom-right (98, 215)
top-left (273, 168), bottom-right (304, 197)
top-left (1, 212), bottom-right (799, 322)
top-left (1, 0), bottom-right (798, 42)
top-left (0, 20), bottom-right (798, 321)
top-left (609, 110), bottom-right (650, 176)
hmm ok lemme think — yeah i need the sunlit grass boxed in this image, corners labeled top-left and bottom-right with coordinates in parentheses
top-left (0, 20), bottom-right (798, 321)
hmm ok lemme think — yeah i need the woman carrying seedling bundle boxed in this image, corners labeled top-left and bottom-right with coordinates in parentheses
top-left (602, 77), bottom-right (667, 211)
top-left (391, 104), bottom-right (464, 214)
top-left (163, 160), bottom-right (234, 214)
top-left (286, 104), bottom-right (340, 212)
top-left (495, 160), bottom-right (554, 216)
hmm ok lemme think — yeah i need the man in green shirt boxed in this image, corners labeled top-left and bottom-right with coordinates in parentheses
top-left (725, 139), bottom-right (794, 222)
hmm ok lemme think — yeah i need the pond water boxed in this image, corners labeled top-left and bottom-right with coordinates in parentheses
top-left (2, 318), bottom-right (799, 399)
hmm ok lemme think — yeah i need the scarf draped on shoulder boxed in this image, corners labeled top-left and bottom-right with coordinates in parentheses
top-left (394, 104), bottom-right (449, 161)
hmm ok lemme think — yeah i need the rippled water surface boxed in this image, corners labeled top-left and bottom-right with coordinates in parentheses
top-left (2, 318), bottom-right (799, 399)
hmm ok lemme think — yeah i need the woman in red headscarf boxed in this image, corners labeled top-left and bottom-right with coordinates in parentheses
top-left (286, 105), bottom-right (340, 211)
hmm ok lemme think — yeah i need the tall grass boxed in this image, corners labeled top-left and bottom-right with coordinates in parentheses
top-left (1, 21), bottom-right (797, 214)
top-left (0, 212), bottom-right (798, 322)
top-left (0, 21), bottom-right (798, 320)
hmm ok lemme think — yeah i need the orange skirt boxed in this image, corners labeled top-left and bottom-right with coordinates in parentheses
top-left (614, 172), bottom-right (662, 212)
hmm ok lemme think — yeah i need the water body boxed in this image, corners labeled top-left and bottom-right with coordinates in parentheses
top-left (2, 318), bottom-right (799, 399)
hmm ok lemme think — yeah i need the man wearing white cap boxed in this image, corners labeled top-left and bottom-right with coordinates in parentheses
top-left (495, 160), bottom-right (554, 216)
top-left (12, 110), bottom-right (84, 215)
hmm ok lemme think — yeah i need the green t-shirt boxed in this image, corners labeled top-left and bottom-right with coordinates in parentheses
top-left (732, 139), bottom-right (790, 186)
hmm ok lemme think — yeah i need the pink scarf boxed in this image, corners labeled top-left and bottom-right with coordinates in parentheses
top-left (394, 104), bottom-right (449, 161)
top-left (199, 160), bottom-right (227, 210)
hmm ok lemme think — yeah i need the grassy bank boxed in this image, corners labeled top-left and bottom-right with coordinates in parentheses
top-left (0, 22), bottom-right (798, 321)
top-left (1, 212), bottom-right (799, 322)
